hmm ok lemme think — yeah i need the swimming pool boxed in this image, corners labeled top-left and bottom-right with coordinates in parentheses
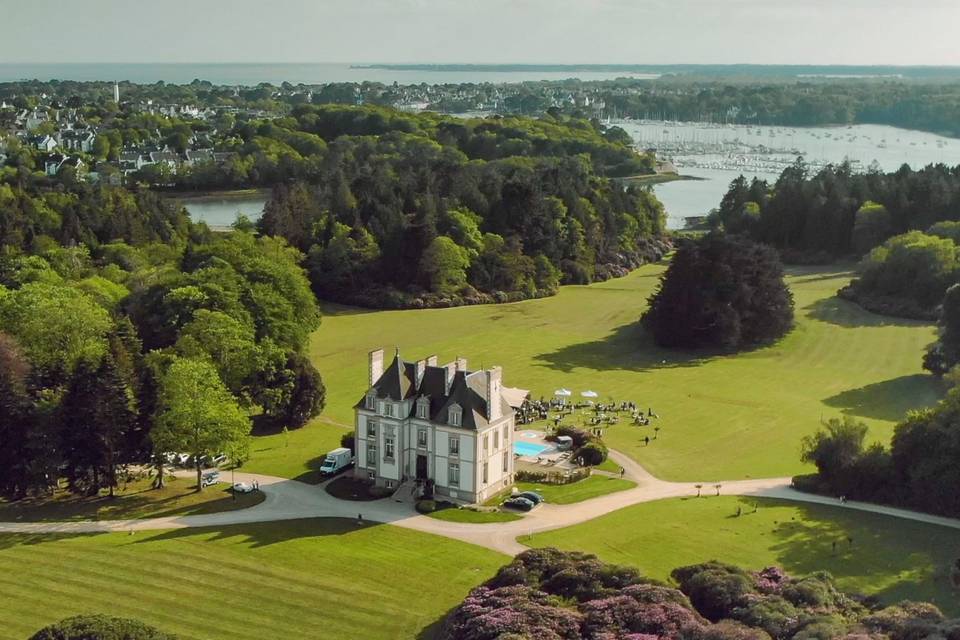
top-left (514, 441), bottom-right (550, 457)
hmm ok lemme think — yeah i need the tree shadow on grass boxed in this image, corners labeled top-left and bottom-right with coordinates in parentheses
top-left (416, 607), bottom-right (456, 640)
top-left (804, 296), bottom-right (931, 328)
top-left (132, 517), bottom-right (385, 549)
top-left (534, 321), bottom-right (731, 374)
top-left (753, 498), bottom-right (959, 615)
top-left (823, 374), bottom-right (944, 422)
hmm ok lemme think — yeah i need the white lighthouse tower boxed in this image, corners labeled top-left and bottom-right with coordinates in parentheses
top-left (113, 82), bottom-right (120, 104)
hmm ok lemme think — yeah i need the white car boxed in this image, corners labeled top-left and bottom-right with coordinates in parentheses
top-left (201, 471), bottom-right (220, 488)
top-left (232, 482), bottom-right (254, 494)
top-left (176, 453), bottom-right (191, 466)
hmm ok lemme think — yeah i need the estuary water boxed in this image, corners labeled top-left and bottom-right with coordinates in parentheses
top-left (616, 121), bottom-right (960, 228)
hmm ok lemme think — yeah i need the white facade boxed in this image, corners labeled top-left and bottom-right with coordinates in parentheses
top-left (354, 349), bottom-right (515, 504)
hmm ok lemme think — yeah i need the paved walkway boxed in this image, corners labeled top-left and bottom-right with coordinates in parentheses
top-left (1, 450), bottom-right (958, 556)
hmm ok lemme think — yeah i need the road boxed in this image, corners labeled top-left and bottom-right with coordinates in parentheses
top-left (1, 449), bottom-right (958, 556)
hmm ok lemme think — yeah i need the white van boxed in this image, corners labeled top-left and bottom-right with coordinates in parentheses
top-left (319, 448), bottom-right (354, 477)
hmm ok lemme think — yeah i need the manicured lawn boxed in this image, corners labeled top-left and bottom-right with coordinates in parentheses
top-left (516, 475), bottom-right (635, 504)
top-left (426, 507), bottom-right (521, 523)
top-left (0, 476), bottom-right (264, 522)
top-left (520, 497), bottom-right (960, 615)
top-left (0, 519), bottom-right (507, 640)
top-left (266, 263), bottom-right (940, 482)
top-left (243, 416), bottom-right (350, 483)
top-left (593, 458), bottom-right (623, 473)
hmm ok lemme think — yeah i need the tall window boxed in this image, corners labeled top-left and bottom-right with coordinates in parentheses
top-left (482, 462), bottom-right (488, 484)
top-left (366, 420), bottom-right (376, 438)
top-left (483, 434), bottom-right (489, 452)
top-left (384, 435), bottom-right (395, 460)
top-left (384, 402), bottom-right (394, 417)
top-left (493, 430), bottom-right (499, 450)
top-left (449, 406), bottom-right (461, 427)
top-left (449, 436), bottom-right (460, 457)
top-left (449, 462), bottom-right (460, 487)
top-left (365, 392), bottom-right (376, 410)
top-left (417, 428), bottom-right (427, 448)
top-left (502, 425), bottom-right (509, 443)
top-left (366, 443), bottom-right (376, 468)
top-left (417, 398), bottom-right (429, 419)
top-left (502, 450), bottom-right (509, 473)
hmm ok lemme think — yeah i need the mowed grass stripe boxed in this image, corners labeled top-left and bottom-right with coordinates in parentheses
top-left (0, 520), bottom-right (507, 640)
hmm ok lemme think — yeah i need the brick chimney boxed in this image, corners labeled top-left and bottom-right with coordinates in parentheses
top-left (368, 348), bottom-right (384, 387)
top-left (486, 366), bottom-right (502, 421)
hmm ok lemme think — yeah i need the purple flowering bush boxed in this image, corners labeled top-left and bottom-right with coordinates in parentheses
top-left (440, 550), bottom-right (957, 640)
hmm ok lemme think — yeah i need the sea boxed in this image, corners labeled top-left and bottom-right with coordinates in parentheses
top-left (0, 63), bottom-right (657, 85)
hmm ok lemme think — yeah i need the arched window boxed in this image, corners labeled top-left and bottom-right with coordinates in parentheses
top-left (449, 405), bottom-right (462, 427)
top-left (365, 392), bottom-right (376, 410)
top-left (417, 396), bottom-right (430, 420)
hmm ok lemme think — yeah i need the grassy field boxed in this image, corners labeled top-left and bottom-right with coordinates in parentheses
top-left (515, 476), bottom-right (636, 504)
top-left (253, 263), bottom-right (940, 482)
top-left (0, 476), bottom-right (263, 522)
top-left (426, 507), bottom-right (521, 523)
top-left (0, 518), bottom-right (507, 640)
top-left (520, 496), bottom-right (960, 615)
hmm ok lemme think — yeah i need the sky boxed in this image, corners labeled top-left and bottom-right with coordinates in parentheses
top-left (3, 0), bottom-right (959, 66)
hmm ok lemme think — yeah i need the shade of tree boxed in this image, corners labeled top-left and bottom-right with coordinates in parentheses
top-left (924, 283), bottom-right (960, 375)
top-left (152, 357), bottom-right (251, 490)
top-left (642, 234), bottom-right (794, 350)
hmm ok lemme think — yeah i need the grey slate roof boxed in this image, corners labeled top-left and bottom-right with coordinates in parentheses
top-left (358, 353), bottom-right (511, 431)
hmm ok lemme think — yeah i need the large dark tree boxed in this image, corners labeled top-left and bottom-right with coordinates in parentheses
top-left (30, 615), bottom-right (177, 640)
top-left (642, 234), bottom-right (794, 350)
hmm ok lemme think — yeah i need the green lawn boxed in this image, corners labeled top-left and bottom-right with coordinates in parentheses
top-left (426, 507), bottom-right (521, 523)
top-left (515, 476), bottom-right (636, 505)
top-left (256, 263), bottom-right (940, 482)
top-left (520, 497), bottom-right (960, 615)
top-left (0, 476), bottom-right (264, 522)
top-left (0, 519), bottom-right (507, 640)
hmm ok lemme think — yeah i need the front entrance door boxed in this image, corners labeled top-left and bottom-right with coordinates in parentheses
top-left (416, 454), bottom-right (428, 480)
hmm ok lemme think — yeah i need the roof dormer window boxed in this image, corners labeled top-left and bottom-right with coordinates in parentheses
top-left (417, 397), bottom-right (429, 420)
top-left (365, 392), bottom-right (376, 410)
top-left (449, 405), bottom-right (462, 427)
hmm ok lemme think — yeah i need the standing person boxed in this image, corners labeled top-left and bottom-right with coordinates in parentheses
top-left (619, 467), bottom-right (625, 478)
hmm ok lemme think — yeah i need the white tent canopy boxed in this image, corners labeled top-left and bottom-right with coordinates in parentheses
top-left (554, 388), bottom-right (572, 397)
top-left (581, 390), bottom-right (598, 398)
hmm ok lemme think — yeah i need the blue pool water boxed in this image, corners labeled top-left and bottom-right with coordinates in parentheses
top-left (514, 441), bottom-right (550, 457)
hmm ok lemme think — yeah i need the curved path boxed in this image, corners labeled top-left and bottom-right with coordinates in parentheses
top-left (1, 450), bottom-right (958, 556)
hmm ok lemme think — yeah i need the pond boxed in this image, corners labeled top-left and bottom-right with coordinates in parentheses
top-left (175, 191), bottom-right (269, 229)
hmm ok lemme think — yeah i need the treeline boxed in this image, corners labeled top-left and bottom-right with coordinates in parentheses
top-left (442, 548), bottom-right (960, 639)
top-left (0, 183), bottom-right (324, 499)
top-left (256, 107), bottom-right (668, 308)
top-left (712, 160), bottom-right (960, 263)
top-left (602, 81), bottom-right (960, 136)
top-left (798, 384), bottom-right (960, 518)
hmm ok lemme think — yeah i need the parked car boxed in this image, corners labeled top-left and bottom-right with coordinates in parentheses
top-left (210, 453), bottom-right (228, 467)
top-left (515, 491), bottom-right (544, 505)
top-left (176, 453), bottom-right (191, 467)
top-left (503, 496), bottom-right (535, 511)
top-left (201, 471), bottom-right (220, 488)
top-left (319, 447), bottom-right (354, 477)
top-left (232, 482), bottom-right (254, 494)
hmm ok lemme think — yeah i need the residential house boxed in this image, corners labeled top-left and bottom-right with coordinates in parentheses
top-left (32, 135), bottom-right (58, 152)
top-left (354, 349), bottom-right (524, 504)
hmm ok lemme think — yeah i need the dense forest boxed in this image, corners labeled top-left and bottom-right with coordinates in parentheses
top-left (712, 160), bottom-right (960, 262)
top-left (255, 106), bottom-right (668, 307)
top-left (442, 548), bottom-right (960, 640)
top-left (0, 182), bottom-right (325, 498)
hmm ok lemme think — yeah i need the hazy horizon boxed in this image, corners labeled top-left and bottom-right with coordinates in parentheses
top-left (5, 0), bottom-right (960, 67)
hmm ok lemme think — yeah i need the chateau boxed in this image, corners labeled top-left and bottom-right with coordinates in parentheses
top-left (354, 349), bottom-right (524, 504)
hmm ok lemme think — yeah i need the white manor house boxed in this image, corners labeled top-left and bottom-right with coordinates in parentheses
top-left (354, 348), bottom-right (527, 504)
